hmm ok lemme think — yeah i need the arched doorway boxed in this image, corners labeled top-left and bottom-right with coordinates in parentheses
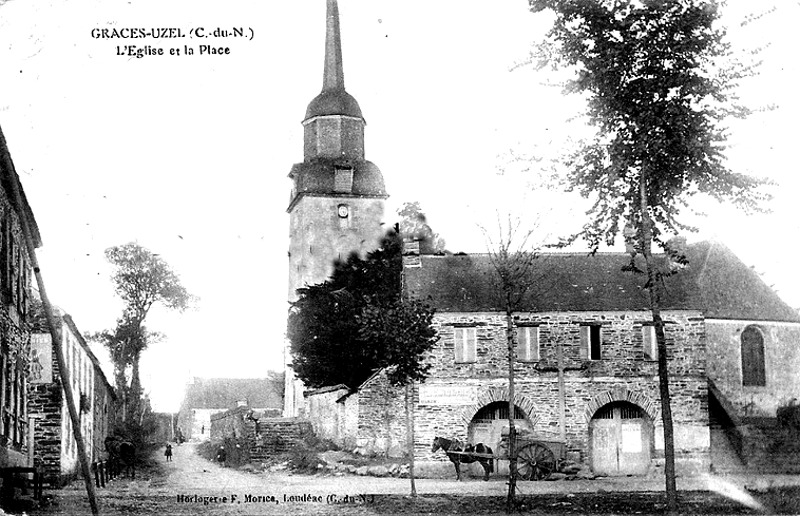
top-left (590, 401), bottom-right (652, 476)
top-left (469, 401), bottom-right (534, 475)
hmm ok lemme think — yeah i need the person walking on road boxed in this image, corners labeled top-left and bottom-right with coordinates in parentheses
top-left (165, 443), bottom-right (173, 462)
top-left (215, 445), bottom-right (227, 467)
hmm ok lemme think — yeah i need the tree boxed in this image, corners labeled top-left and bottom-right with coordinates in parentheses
top-left (287, 226), bottom-right (438, 497)
top-left (529, 1), bottom-right (771, 511)
top-left (482, 215), bottom-right (540, 513)
top-left (398, 201), bottom-right (447, 254)
top-left (288, 228), bottom-right (436, 389)
top-left (99, 243), bottom-right (191, 427)
top-left (287, 230), bottom-right (403, 389)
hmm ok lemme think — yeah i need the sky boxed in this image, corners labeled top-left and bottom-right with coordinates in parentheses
top-left (0, 1), bottom-right (798, 412)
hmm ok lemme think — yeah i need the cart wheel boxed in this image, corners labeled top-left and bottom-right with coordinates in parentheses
top-left (516, 443), bottom-right (556, 481)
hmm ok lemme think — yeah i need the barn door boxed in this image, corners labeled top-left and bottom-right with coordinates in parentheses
top-left (591, 402), bottom-right (650, 476)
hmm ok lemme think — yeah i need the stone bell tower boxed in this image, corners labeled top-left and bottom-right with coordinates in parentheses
top-left (284, 0), bottom-right (388, 417)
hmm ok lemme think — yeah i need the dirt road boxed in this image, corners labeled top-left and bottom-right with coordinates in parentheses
top-left (30, 443), bottom-right (800, 515)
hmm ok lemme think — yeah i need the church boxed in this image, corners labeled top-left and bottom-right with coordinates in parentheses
top-left (287, 0), bottom-right (800, 477)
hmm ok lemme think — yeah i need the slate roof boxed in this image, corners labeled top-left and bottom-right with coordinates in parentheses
top-left (404, 241), bottom-right (800, 323)
top-left (287, 158), bottom-right (387, 211)
top-left (180, 376), bottom-right (284, 411)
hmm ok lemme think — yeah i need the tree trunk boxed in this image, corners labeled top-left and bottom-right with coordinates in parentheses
top-left (505, 304), bottom-right (517, 513)
top-left (405, 383), bottom-right (417, 497)
top-left (128, 351), bottom-right (143, 424)
top-left (114, 364), bottom-right (127, 429)
top-left (640, 175), bottom-right (678, 513)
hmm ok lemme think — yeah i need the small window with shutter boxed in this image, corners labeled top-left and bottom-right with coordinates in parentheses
top-left (580, 324), bottom-right (602, 360)
top-left (516, 326), bottom-right (539, 362)
top-left (334, 167), bottom-right (354, 193)
top-left (643, 325), bottom-right (657, 361)
top-left (454, 327), bottom-right (477, 363)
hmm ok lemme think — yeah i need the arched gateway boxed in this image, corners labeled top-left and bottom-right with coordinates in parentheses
top-left (590, 401), bottom-right (653, 476)
top-left (463, 389), bottom-right (538, 475)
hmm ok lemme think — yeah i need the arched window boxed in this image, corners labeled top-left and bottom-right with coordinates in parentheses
top-left (741, 326), bottom-right (766, 387)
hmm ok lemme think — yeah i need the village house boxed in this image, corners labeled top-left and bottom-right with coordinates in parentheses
top-left (0, 126), bottom-right (41, 470)
top-left (27, 312), bottom-right (116, 487)
top-left (177, 376), bottom-right (283, 442)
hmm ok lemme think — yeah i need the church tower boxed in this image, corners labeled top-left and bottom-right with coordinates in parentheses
top-left (284, 0), bottom-right (388, 416)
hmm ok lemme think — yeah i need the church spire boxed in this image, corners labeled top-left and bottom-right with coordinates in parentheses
top-left (323, 0), bottom-right (345, 92)
top-left (304, 0), bottom-right (363, 122)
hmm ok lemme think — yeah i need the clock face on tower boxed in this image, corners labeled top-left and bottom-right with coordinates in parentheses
top-left (337, 204), bottom-right (349, 218)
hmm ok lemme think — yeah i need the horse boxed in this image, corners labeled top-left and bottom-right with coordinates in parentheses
top-left (431, 436), bottom-right (494, 481)
top-left (105, 436), bottom-right (136, 479)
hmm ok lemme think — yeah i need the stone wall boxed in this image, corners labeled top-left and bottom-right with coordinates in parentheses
top-left (28, 333), bottom-right (63, 486)
top-left (209, 410), bottom-right (313, 464)
top-left (706, 320), bottom-right (800, 418)
top-left (210, 407), bottom-right (248, 442)
top-left (304, 385), bottom-right (349, 444)
top-left (347, 309), bottom-right (709, 475)
top-left (251, 419), bottom-right (313, 460)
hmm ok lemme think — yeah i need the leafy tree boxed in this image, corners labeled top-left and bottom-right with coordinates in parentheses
top-left (287, 228), bottom-right (436, 390)
top-left (96, 243), bottom-right (191, 427)
top-left (287, 226), bottom-right (438, 498)
top-left (398, 201), bottom-right (447, 254)
top-left (529, 0), bottom-right (771, 510)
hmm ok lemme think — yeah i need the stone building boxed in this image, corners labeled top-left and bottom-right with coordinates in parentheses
top-left (697, 242), bottom-right (800, 472)
top-left (27, 313), bottom-right (116, 486)
top-left (283, 0), bottom-right (388, 417)
top-left (177, 376), bottom-right (283, 442)
top-left (0, 126), bottom-right (41, 469)
top-left (307, 241), bottom-right (800, 477)
top-left (285, 1), bottom-right (800, 478)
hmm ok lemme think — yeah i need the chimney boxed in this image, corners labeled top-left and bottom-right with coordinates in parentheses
top-left (402, 239), bottom-right (421, 268)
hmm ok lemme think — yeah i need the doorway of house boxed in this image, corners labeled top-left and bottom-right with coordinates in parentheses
top-left (590, 401), bottom-right (652, 476)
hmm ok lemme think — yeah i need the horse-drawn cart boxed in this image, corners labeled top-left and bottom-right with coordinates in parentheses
top-left (432, 431), bottom-right (567, 481)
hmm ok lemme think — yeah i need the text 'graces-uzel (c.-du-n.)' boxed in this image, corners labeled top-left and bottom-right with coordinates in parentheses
top-left (90, 26), bottom-right (254, 59)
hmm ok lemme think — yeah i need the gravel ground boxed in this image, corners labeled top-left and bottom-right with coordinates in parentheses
top-left (16, 443), bottom-right (800, 516)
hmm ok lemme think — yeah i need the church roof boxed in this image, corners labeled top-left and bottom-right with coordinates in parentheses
top-left (404, 241), bottom-right (800, 323)
top-left (287, 158), bottom-right (386, 209)
top-left (304, 0), bottom-right (364, 121)
top-left (305, 90), bottom-right (363, 121)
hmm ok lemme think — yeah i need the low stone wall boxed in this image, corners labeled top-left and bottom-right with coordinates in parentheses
top-left (251, 419), bottom-right (313, 461)
top-left (304, 385), bottom-right (349, 445)
top-left (209, 410), bottom-right (313, 463)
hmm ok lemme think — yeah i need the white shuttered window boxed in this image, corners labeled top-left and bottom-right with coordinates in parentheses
top-left (516, 326), bottom-right (540, 362)
top-left (643, 325), bottom-right (658, 361)
top-left (454, 327), bottom-right (477, 363)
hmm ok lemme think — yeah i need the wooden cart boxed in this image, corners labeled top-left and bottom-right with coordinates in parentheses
top-left (511, 437), bottom-right (566, 480)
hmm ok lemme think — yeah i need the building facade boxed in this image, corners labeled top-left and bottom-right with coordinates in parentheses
top-left (284, 0), bottom-right (388, 417)
top-left (0, 126), bottom-right (41, 469)
top-left (27, 313), bottom-right (116, 486)
top-left (308, 243), bottom-right (800, 477)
